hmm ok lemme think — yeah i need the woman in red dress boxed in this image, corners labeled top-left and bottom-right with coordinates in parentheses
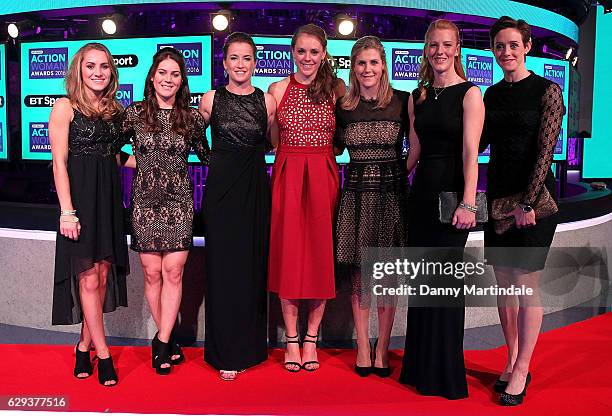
top-left (268, 24), bottom-right (345, 372)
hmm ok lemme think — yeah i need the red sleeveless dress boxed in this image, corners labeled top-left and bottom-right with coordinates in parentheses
top-left (268, 74), bottom-right (339, 299)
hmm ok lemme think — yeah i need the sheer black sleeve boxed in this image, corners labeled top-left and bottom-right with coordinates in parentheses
top-left (479, 89), bottom-right (491, 153)
top-left (113, 105), bottom-right (137, 154)
top-left (190, 109), bottom-right (210, 165)
top-left (522, 82), bottom-right (565, 205)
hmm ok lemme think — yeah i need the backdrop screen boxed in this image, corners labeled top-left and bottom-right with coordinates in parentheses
top-left (584, 6), bottom-right (612, 178)
top-left (383, 41), bottom-right (569, 162)
top-left (252, 36), bottom-right (569, 164)
top-left (20, 35), bottom-right (212, 162)
top-left (0, 44), bottom-right (7, 160)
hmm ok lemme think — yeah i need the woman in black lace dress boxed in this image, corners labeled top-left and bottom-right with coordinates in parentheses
top-left (50, 43), bottom-right (129, 386)
top-left (399, 20), bottom-right (484, 399)
top-left (122, 48), bottom-right (209, 375)
top-left (481, 17), bottom-right (564, 406)
top-left (198, 33), bottom-right (276, 381)
top-left (335, 36), bottom-right (409, 378)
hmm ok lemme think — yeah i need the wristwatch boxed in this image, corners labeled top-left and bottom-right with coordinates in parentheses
top-left (518, 203), bottom-right (533, 213)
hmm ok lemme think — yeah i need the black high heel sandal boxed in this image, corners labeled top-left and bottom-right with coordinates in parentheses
top-left (371, 339), bottom-right (391, 378)
top-left (152, 333), bottom-right (172, 375)
top-left (73, 342), bottom-right (93, 379)
top-left (499, 372), bottom-right (532, 406)
top-left (354, 339), bottom-right (372, 377)
top-left (284, 333), bottom-right (301, 373)
top-left (302, 333), bottom-right (320, 372)
top-left (169, 334), bottom-right (184, 365)
top-left (97, 355), bottom-right (118, 387)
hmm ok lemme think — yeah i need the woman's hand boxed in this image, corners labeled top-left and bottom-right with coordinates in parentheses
top-left (452, 206), bottom-right (476, 229)
top-left (512, 206), bottom-right (536, 228)
top-left (60, 216), bottom-right (81, 240)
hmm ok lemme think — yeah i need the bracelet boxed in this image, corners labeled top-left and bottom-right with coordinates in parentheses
top-left (60, 209), bottom-right (77, 216)
top-left (458, 201), bottom-right (478, 213)
top-left (60, 215), bottom-right (79, 223)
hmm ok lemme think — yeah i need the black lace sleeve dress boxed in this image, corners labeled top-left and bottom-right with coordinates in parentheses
top-left (122, 103), bottom-right (209, 252)
top-left (482, 72), bottom-right (565, 271)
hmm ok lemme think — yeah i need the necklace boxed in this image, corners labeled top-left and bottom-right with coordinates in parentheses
top-left (432, 86), bottom-right (447, 100)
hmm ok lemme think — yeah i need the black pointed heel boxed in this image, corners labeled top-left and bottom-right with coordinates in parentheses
top-left (354, 339), bottom-right (372, 377)
top-left (499, 372), bottom-right (531, 406)
top-left (302, 333), bottom-right (320, 372)
top-left (493, 377), bottom-right (509, 393)
top-left (73, 343), bottom-right (93, 379)
top-left (284, 333), bottom-right (301, 373)
top-left (371, 338), bottom-right (391, 378)
top-left (152, 333), bottom-right (172, 375)
top-left (97, 355), bottom-right (118, 387)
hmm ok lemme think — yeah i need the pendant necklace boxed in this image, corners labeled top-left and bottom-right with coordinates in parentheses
top-left (432, 86), bottom-right (447, 100)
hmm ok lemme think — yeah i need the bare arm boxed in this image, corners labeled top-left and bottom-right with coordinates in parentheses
top-left (268, 79), bottom-right (289, 150)
top-left (452, 86), bottom-right (484, 229)
top-left (405, 95), bottom-right (420, 174)
top-left (460, 86), bottom-right (484, 206)
top-left (198, 90), bottom-right (215, 126)
top-left (49, 98), bottom-right (80, 240)
top-left (264, 92), bottom-right (278, 149)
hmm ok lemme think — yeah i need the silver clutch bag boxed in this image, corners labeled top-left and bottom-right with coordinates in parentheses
top-left (438, 191), bottom-right (488, 224)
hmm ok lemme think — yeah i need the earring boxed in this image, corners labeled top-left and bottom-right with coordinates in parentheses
top-left (223, 69), bottom-right (227, 77)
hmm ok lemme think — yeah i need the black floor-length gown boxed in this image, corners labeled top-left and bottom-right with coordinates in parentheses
top-left (204, 87), bottom-right (270, 370)
top-left (399, 82), bottom-right (476, 400)
top-left (52, 109), bottom-right (129, 325)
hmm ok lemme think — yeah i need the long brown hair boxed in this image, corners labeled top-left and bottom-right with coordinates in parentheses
top-left (416, 19), bottom-right (467, 104)
top-left (64, 42), bottom-right (122, 120)
top-left (291, 24), bottom-right (338, 104)
top-left (341, 36), bottom-right (393, 111)
top-left (141, 47), bottom-right (193, 136)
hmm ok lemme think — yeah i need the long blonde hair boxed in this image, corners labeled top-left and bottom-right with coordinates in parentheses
top-left (341, 36), bottom-right (393, 111)
top-left (65, 42), bottom-right (122, 120)
top-left (417, 19), bottom-right (467, 104)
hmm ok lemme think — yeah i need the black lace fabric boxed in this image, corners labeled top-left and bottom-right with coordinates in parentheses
top-left (522, 83), bottom-right (564, 205)
top-left (68, 109), bottom-right (123, 157)
top-left (121, 103), bottom-right (209, 252)
top-left (335, 90), bottom-right (409, 301)
top-left (482, 73), bottom-right (565, 203)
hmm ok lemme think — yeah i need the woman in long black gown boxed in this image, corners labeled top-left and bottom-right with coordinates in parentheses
top-left (481, 17), bottom-right (564, 406)
top-left (198, 32), bottom-right (277, 381)
top-left (399, 19), bottom-right (484, 399)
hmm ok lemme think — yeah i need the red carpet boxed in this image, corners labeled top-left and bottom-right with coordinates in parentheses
top-left (2, 314), bottom-right (612, 415)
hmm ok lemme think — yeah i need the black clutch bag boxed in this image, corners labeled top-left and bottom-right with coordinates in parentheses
top-left (438, 191), bottom-right (488, 224)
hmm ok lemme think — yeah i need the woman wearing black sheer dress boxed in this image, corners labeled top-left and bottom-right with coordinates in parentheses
top-left (481, 16), bottom-right (564, 406)
top-left (50, 43), bottom-right (129, 386)
top-left (198, 32), bottom-right (277, 381)
top-left (399, 19), bottom-right (484, 399)
top-left (335, 36), bottom-right (409, 378)
top-left (122, 48), bottom-right (209, 375)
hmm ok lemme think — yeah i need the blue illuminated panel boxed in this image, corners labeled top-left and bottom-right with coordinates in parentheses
top-left (584, 6), bottom-right (612, 179)
top-left (0, 44), bottom-right (7, 160)
top-left (20, 35), bottom-right (212, 161)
